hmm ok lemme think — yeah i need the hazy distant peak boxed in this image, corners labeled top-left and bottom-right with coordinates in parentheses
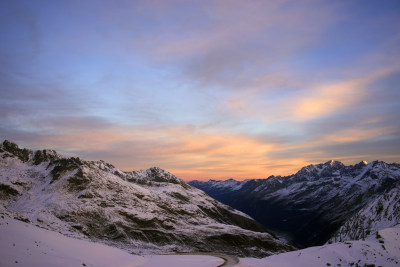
top-left (323, 160), bottom-right (344, 167)
top-left (354, 160), bottom-right (369, 168)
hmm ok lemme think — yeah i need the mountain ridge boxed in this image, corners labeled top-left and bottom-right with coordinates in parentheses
top-left (0, 140), bottom-right (293, 257)
top-left (329, 184), bottom-right (400, 243)
top-left (189, 159), bottom-right (400, 247)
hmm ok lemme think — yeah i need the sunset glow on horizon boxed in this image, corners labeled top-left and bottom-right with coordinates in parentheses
top-left (1, 0), bottom-right (400, 181)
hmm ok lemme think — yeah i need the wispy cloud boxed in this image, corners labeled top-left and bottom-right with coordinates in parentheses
top-left (289, 67), bottom-right (400, 122)
top-left (1, 0), bottom-right (399, 180)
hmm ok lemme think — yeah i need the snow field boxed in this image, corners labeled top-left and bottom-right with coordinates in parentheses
top-left (239, 226), bottom-right (400, 267)
top-left (0, 215), bottom-right (223, 267)
top-left (2, 211), bottom-right (399, 267)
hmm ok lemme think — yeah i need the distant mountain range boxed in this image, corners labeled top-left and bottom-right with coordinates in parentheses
top-left (189, 160), bottom-right (400, 248)
top-left (0, 140), bottom-right (292, 257)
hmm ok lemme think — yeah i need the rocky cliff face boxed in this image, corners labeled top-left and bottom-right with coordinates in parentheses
top-left (190, 160), bottom-right (400, 247)
top-left (0, 140), bottom-right (292, 257)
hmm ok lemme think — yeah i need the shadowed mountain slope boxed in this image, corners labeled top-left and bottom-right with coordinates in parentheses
top-left (190, 160), bottom-right (400, 247)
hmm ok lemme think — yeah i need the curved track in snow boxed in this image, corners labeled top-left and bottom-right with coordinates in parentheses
top-left (172, 252), bottom-right (239, 266)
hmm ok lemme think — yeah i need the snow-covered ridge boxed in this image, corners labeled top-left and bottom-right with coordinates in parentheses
top-left (329, 183), bottom-right (400, 243)
top-left (240, 226), bottom-right (400, 267)
top-left (190, 159), bottom-right (400, 248)
top-left (190, 178), bottom-right (251, 192)
top-left (0, 140), bottom-right (293, 257)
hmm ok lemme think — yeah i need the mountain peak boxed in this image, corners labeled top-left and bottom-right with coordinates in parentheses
top-left (357, 160), bottom-right (368, 166)
top-left (324, 160), bottom-right (344, 167)
top-left (1, 140), bottom-right (32, 162)
top-left (126, 166), bottom-right (188, 187)
top-left (296, 160), bottom-right (344, 177)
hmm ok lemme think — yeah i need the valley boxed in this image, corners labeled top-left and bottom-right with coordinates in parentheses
top-left (190, 160), bottom-right (400, 248)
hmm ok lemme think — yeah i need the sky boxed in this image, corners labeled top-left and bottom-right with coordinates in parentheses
top-left (1, 0), bottom-right (400, 181)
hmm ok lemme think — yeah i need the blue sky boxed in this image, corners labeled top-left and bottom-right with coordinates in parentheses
top-left (1, 0), bottom-right (399, 180)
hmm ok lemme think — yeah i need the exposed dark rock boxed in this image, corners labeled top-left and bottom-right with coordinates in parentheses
top-left (0, 184), bottom-right (20, 198)
top-left (1, 140), bottom-right (32, 162)
top-left (51, 157), bottom-right (83, 183)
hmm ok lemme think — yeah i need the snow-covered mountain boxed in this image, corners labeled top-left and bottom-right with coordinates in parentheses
top-left (0, 140), bottom-right (292, 257)
top-left (189, 160), bottom-right (400, 248)
top-left (329, 183), bottom-right (400, 243)
top-left (240, 225), bottom-right (400, 267)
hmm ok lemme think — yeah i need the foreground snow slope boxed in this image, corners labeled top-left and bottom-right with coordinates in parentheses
top-left (2, 213), bottom-right (399, 267)
top-left (0, 215), bottom-right (223, 267)
top-left (239, 226), bottom-right (400, 267)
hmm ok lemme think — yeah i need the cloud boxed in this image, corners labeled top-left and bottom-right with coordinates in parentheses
top-left (289, 69), bottom-right (389, 122)
top-left (1, 1), bottom-right (399, 181)
top-left (128, 0), bottom-right (339, 87)
top-left (0, 113), bottom-right (281, 179)
top-left (221, 64), bottom-right (400, 126)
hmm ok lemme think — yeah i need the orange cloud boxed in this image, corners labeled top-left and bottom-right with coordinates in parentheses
top-left (32, 122), bottom-right (291, 180)
top-left (24, 107), bottom-right (398, 181)
top-left (15, 115), bottom-right (400, 182)
top-left (222, 65), bottom-right (400, 125)
top-left (290, 67), bottom-right (398, 122)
